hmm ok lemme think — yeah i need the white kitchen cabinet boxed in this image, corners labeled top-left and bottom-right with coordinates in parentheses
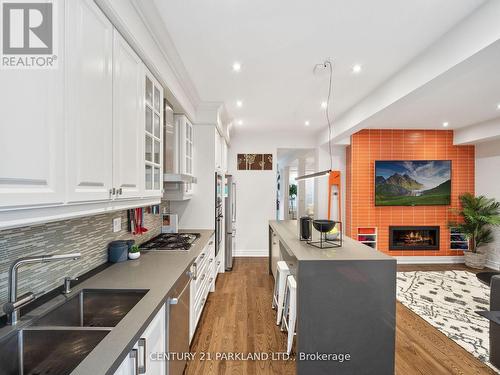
top-left (190, 234), bottom-right (216, 342)
top-left (0, 1), bottom-right (166, 229)
top-left (175, 115), bottom-right (194, 177)
top-left (113, 305), bottom-right (165, 375)
top-left (214, 132), bottom-right (228, 173)
top-left (140, 304), bottom-right (165, 374)
top-left (0, 0), bottom-right (66, 210)
top-left (143, 72), bottom-right (164, 198)
top-left (112, 30), bottom-right (143, 200)
top-left (215, 133), bottom-right (222, 171)
top-left (66, 0), bottom-right (114, 202)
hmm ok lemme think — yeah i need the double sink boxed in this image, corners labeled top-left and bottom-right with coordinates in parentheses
top-left (0, 289), bottom-right (148, 375)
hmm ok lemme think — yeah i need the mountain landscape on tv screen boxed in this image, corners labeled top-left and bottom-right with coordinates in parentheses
top-left (375, 161), bottom-right (451, 206)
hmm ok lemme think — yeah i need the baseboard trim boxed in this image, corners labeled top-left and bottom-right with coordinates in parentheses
top-left (395, 256), bottom-right (465, 264)
top-left (234, 249), bottom-right (267, 257)
top-left (486, 259), bottom-right (500, 271)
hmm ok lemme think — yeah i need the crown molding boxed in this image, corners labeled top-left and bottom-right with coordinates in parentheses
top-left (131, 1), bottom-right (201, 108)
top-left (196, 102), bottom-right (232, 143)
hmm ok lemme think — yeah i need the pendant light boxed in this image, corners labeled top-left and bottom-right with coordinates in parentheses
top-left (296, 60), bottom-right (334, 181)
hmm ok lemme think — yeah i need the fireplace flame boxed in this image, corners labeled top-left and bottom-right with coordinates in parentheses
top-left (403, 231), bottom-right (432, 244)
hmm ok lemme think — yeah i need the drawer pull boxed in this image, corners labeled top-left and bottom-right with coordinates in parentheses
top-left (130, 349), bottom-right (139, 375)
top-left (138, 338), bottom-right (146, 374)
top-left (200, 253), bottom-right (206, 259)
top-left (209, 258), bottom-right (213, 263)
top-left (201, 273), bottom-right (206, 281)
top-left (192, 262), bottom-right (198, 280)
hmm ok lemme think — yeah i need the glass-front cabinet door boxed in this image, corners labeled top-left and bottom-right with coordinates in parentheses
top-left (144, 72), bottom-right (163, 197)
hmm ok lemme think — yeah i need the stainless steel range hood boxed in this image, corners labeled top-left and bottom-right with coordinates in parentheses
top-left (163, 173), bottom-right (197, 183)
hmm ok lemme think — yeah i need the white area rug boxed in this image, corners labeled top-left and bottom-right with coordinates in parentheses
top-left (397, 270), bottom-right (497, 370)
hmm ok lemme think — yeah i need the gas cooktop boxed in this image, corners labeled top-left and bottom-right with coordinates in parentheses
top-left (139, 233), bottom-right (200, 251)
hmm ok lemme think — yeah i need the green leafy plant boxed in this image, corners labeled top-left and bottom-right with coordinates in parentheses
top-left (289, 184), bottom-right (297, 199)
top-left (449, 193), bottom-right (500, 253)
top-left (129, 244), bottom-right (140, 253)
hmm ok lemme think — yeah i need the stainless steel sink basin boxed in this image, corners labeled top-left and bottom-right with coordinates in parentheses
top-left (0, 328), bottom-right (110, 375)
top-left (33, 289), bottom-right (147, 328)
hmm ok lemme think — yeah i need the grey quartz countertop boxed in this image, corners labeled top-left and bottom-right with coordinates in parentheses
top-left (270, 220), bottom-right (394, 261)
top-left (0, 229), bottom-right (214, 375)
top-left (70, 229), bottom-right (214, 375)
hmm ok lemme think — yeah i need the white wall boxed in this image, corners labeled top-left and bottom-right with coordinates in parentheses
top-left (228, 130), bottom-right (316, 256)
top-left (476, 138), bottom-right (500, 269)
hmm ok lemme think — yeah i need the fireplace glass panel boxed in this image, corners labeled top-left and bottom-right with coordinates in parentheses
top-left (389, 226), bottom-right (439, 250)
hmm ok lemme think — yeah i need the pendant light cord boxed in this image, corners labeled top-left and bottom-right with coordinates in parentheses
top-left (324, 60), bottom-right (334, 171)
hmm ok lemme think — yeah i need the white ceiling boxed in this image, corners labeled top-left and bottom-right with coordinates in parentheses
top-left (361, 39), bottom-right (500, 130)
top-left (153, 0), bottom-right (485, 132)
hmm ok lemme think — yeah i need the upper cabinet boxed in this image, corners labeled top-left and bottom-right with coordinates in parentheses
top-left (66, 0), bottom-right (114, 203)
top-left (0, 0), bottom-right (164, 229)
top-left (112, 30), bottom-right (143, 200)
top-left (144, 73), bottom-right (164, 197)
top-left (175, 115), bottom-right (194, 176)
top-left (0, 0), bottom-right (65, 209)
top-left (214, 132), bottom-right (228, 173)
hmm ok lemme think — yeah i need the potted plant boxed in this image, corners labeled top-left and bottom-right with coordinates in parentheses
top-left (449, 193), bottom-right (500, 269)
top-left (128, 244), bottom-right (141, 260)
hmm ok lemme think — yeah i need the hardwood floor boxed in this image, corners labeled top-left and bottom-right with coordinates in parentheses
top-left (185, 258), bottom-right (496, 375)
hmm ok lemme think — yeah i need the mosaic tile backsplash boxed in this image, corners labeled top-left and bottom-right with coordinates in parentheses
top-left (0, 203), bottom-right (168, 316)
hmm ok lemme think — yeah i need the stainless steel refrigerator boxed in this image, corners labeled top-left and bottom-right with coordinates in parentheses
top-left (225, 175), bottom-right (236, 270)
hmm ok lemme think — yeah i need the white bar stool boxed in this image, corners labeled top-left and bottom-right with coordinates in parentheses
top-left (280, 275), bottom-right (297, 355)
top-left (272, 261), bottom-right (290, 325)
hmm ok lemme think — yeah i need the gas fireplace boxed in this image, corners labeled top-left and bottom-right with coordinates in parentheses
top-left (389, 226), bottom-right (440, 251)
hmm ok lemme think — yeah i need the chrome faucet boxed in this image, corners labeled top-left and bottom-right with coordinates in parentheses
top-left (3, 252), bottom-right (81, 325)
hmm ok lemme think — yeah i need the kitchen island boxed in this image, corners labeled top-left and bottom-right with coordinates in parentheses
top-left (269, 220), bottom-right (396, 375)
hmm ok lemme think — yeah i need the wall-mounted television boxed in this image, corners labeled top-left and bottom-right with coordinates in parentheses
top-left (375, 160), bottom-right (451, 206)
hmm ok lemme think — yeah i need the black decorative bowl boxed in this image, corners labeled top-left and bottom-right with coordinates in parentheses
top-left (313, 220), bottom-right (336, 233)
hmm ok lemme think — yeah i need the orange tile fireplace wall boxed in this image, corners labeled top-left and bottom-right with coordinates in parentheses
top-left (345, 129), bottom-right (475, 256)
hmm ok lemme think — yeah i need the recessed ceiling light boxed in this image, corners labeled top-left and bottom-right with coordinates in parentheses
top-left (352, 64), bottom-right (362, 74)
top-left (232, 62), bottom-right (241, 72)
top-left (442, 122), bottom-right (449, 127)
top-left (237, 120), bottom-right (243, 126)
top-left (305, 120), bottom-right (310, 126)
top-left (321, 101), bottom-right (328, 109)
top-left (236, 100), bottom-right (243, 108)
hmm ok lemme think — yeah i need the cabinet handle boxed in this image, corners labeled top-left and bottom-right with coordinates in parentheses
top-left (130, 348), bottom-right (139, 375)
top-left (209, 241), bottom-right (214, 246)
top-left (201, 273), bottom-right (206, 281)
top-left (117, 187), bottom-right (123, 195)
top-left (192, 263), bottom-right (197, 280)
top-left (109, 187), bottom-right (116, 196)
top-left (138, 338), bottom-right (146, 374)
top-left (209, 258), bottom-right (213, 263)
top-left (200, 253), bottom-right (205, 259)
top-left (217, 261), bottom-right (221, 266)
top-left (209, 277), bottom-right (214, 283)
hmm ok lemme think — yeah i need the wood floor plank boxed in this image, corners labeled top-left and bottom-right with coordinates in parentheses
top-left (185, 258), bottom-right (495, 375)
